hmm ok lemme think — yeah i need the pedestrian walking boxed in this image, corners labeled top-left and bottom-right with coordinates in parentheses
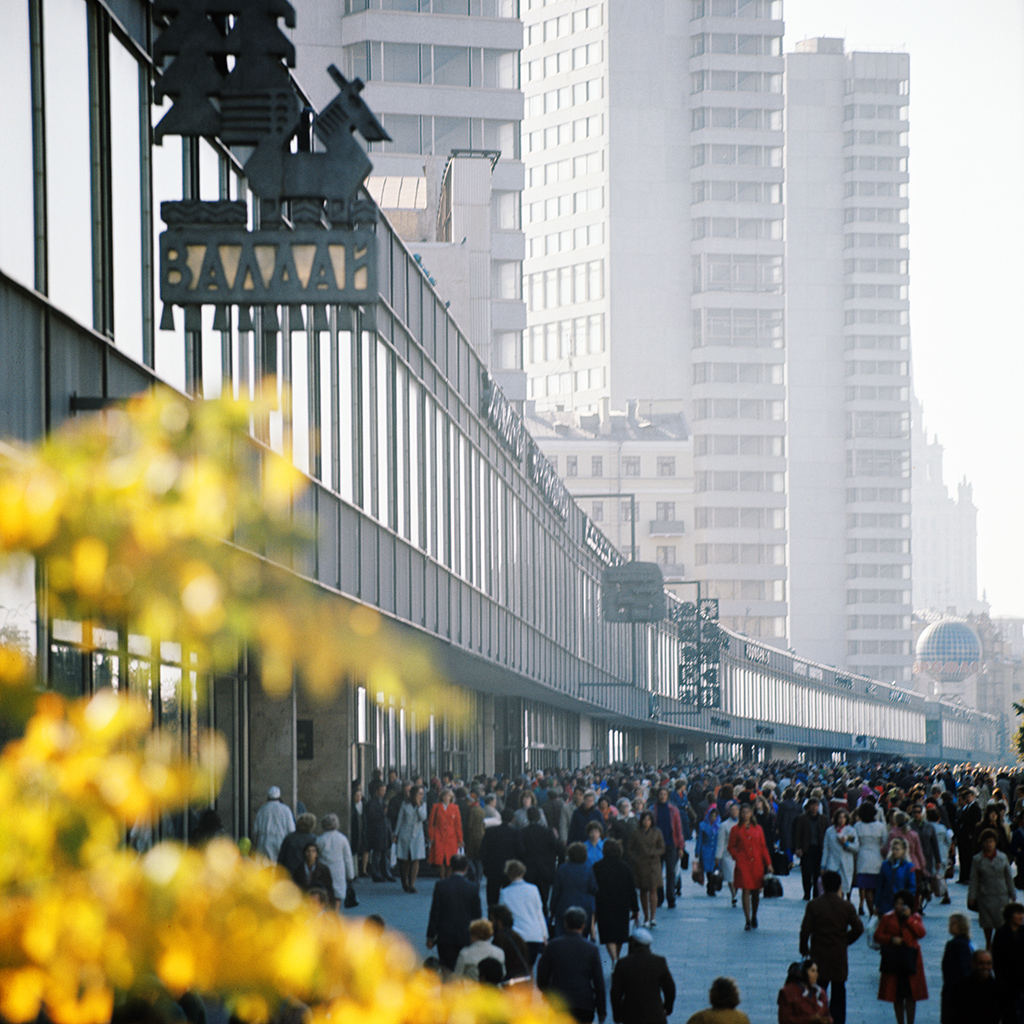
top-left (727, 802), bottom-right (772, 931)
top-left (956, 788), bottom-right (983, 884)
top-left (794, 797), bottom-right (828, 902)
top-left (520, 805), bottom-right (563, 914)
top-left (427, 787), bottom-right (463, 880)
top-left (537, 906), bottom-right (607, 1024)
top-left (593, 838), bottom-right (640, 964)
top-left (350, 783), bottom-right (370, 878)
top-left (715, 801), bottom-right (740, 907)
top-left (947, 949), bottom-right (1000, 1024)
top-left (989, 901), bottom-right (1024, 1024)
top-left (480, 808), bottom-right (525, 908)
top-left (968, 828), bottom-right (1015, 948)
top-left (365, 780), bottom-right (396, 883)
top-left (252, 785), bottom-right (295, 862)
top-left (488, 903), bottom-right (532, 981)
top-left (777, 787), bottom-right (802, 865)
top-left (610, 928), bottom-right (675, 1024)
top-left (551, 841), bottom-right (599, 938)
top-left (855, 800), bottom-right (887, 918)
top-left (628, 810), bottom-right (666, 929)
top-left (940, 913), bottom-right (973, 1024)
top-left (395, 785), bottom-right (428, 893)
top-left (316, 813), bottom-right (356, 909)
top-left (569, 790), bottom-right (605, 845)
top-left (498, 859), bottom-right (549, 965)
top-left (822, 808), bottom-right (859, 898)
top-left (799, 870), bottom-right (864, 1024)
top-left (695, 807), bottom-right (720, 896)
top-left (277, 812), bottom-right (318, 877)
top-left (875, 889), bottom-right (927, 1024)
top-left (453, 918), bottom-right (506, 982)
top-left (876, 837), bottom-right (916, 920)
top-left (425, 853), bottom-right (482, 971)
top-left (653, 786), bottom-right (685, 910)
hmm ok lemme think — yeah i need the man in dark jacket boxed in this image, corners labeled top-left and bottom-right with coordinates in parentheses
top-left (521, 805), bottom-right (564, 913)
top-left (956, 787), bottom-right (983, 883)
top-left (793, 797), bottom-right (828, 900)
top-left (775, 787), bottom-right (802, 863)
top-left (949, 949), bottom-right (1001, 1024)
top-left (610, 929), bottom-right (675, 1024)
top-left (365, 781), bottom-right (395, 882)
top-left (537, 906), bottom-right (606, 1023)
top-left (568, 790), bottom-right (605, 844)
top-left (426, 854), bottom-right (481, 971)
top-left (479, 809), bottom-right (524, 907)
top-left (799, 870), bottom-right (864, 1024)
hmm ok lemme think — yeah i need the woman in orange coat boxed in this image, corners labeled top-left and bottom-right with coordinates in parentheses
top-left (874, 889), bottom-right (927, 1023)
top-left (428, 787), bottom-right (464, 878)
top-left (728, 802), bottom-right (773, 931)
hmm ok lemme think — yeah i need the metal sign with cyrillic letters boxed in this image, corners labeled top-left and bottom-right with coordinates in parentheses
top-left (160, 227), bottom-right (376, 306)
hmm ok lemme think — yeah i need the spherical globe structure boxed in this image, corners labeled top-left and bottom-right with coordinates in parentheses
top-left (914, 620), bottom-right (983, 683)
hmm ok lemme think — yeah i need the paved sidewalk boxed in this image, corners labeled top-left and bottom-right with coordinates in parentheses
top-left (342, 851), bottom-right (964, 1024)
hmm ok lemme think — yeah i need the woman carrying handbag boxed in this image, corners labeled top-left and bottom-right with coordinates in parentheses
top-left (875, 889), bottom-right (927, 1024)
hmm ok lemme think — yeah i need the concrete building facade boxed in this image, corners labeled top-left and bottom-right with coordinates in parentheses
top-left (290, 0), bottom-right (528, 398)
top-left (528, 401), bottom-right (696, 596)
top-left (912, 396), bottom-right (984, 618)
top-left (786, 40), bottom-right (913, 683)
top-left (522, 0), bottom-right (788, 643)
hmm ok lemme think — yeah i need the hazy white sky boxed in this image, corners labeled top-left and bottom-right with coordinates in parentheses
top-left (783, 0), bottom-right (1024, 616)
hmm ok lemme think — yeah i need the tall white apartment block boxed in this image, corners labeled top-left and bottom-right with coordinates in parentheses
top-left (786, 39), bottom-right (913, 682)
top-left (290, 0), bottom-right (527, 393)
top-left (688, 0), bottom-right (788, 642)
top-left (520, 1), bottom-right (693, 413)
top-left (522, 0), bottom-right (788, 643)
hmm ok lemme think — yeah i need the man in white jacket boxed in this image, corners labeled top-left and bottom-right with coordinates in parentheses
top-left (252, 785), bottom-right (295, 862)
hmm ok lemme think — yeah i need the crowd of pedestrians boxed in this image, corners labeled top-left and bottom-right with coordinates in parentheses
top-left (252, 758), bottom-right (1024, 1024)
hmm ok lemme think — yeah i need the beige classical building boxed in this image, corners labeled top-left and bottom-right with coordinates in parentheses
top-left (528, 400), bottom-right (695, 598)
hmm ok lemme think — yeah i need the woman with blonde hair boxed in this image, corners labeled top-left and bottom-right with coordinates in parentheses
top-left (427, 787), bottom-right (463, 880)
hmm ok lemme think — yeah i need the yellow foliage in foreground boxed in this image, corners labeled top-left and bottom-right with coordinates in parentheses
top-left (0, 389), bottom-right (562, 1024)
top-left (0, 386), bottom-right (447, 714)
top-left (0, 688), bottom-right (569, 1024)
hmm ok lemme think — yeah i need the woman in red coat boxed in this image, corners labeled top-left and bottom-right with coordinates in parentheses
top-left (428, 787), bottom-right (464, 878)
top-left (874, 889), bottom-right (927, 1024)
top-left (728, 802), bottom-right (773, 931)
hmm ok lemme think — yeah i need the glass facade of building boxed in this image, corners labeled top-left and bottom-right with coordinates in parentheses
top-left (0, 0), bottom-right (997, 840)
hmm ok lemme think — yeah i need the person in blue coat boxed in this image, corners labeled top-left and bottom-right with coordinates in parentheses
top-left (551, 842), bottom-right (599, 937)
top-left (695, 807), bottom-right (721, 896)
top-left (876, 836), bottom-right (916, 917)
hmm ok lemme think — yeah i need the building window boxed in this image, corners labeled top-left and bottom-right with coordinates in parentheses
top-left (548, 455), bottom-right (558, 473)
top-left (566, 455), bottom-right (578, 477)
top-left (591, 456), bottom-right (603, 477)
top-left (656, 546), bottom-right (677, 566)
top-left (622, 456), bottom-right (640, 477)
top-left (620, 500), bottom-right (638, 522)
top-left (655, 502), bottom-right (676, 521)
top-left (592, 501), bottom-right (604, 522)
top-left (657, 457), bottom-right (676, 477)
